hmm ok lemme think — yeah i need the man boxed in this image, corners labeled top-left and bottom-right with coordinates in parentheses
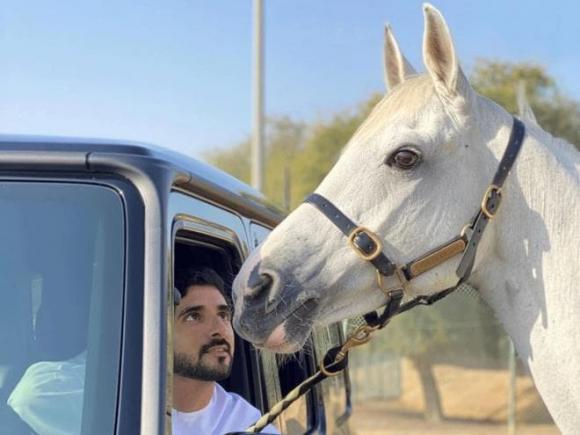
top-left (172, 267), bottom-right (278, 435)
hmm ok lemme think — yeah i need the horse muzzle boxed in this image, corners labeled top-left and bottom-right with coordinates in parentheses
top-left (233, 261), bottom-right (320, 352)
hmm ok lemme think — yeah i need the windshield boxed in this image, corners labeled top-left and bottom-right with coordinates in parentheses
top-left (0, 182), bottom-right (125, 435)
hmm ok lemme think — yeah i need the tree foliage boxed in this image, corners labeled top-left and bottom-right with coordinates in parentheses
top-left (204, 116), bottom-right (305, 209)
top-left (472, 60), bottom-right (580, 147)
top-left (203, 97), bottom-right (380, 209)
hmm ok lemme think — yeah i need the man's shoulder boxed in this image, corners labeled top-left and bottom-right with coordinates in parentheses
top-left (213, 385), bottom-right (280, 434)
top-left (214, 384), bottom-right (260, 414)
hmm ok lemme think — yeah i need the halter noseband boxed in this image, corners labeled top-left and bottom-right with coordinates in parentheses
top-left (304, 117), bottom-right (526, 328)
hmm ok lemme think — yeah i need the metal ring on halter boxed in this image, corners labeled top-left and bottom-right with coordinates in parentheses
top-left (460, 223), bottom-right (473, 238)
top-left (347, 226), bottom-right (383, 261)
top-left (481, 184), bottom-right (502, 219)
top-left (376, 267), bottom-right (408, 296)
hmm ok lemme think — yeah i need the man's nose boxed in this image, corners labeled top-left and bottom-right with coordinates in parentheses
top-left (209, 315), bottom-right (230, 336)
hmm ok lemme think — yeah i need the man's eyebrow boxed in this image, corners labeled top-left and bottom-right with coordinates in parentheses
top-left (178, 304), bottom-right (232, 318)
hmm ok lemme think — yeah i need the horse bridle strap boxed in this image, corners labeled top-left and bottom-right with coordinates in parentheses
top-left (456, 117), bottom-right (526, 280)
top-left (304, 117), bottom-right (526, 325)
top-left (303, 193), bottom-right (397, 277)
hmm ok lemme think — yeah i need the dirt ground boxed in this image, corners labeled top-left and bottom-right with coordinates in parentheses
top-left (349, 359), bottom-right (559, 435)
top-left (350, 400), bottom-right (558, 435)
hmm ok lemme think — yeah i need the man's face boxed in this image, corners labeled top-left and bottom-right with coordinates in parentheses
top-left (174, 285), bottom-right (234, 381)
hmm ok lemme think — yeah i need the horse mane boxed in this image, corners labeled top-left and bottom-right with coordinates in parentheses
top-left (525, 120), bottom-right (580, 184)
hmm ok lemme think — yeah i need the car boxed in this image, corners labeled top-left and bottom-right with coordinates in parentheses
top-left (0, 135), bottom-right (352, 435)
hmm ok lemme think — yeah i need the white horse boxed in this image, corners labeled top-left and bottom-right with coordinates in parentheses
top-left (232, 4), bottom-right (580, 431)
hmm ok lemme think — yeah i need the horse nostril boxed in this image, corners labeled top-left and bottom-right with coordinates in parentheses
top-left (246, 264), bottom-right (273, 300)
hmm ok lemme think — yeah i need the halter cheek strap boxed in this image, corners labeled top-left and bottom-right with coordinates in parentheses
top-left (456, 117), bottom-right (526, 280)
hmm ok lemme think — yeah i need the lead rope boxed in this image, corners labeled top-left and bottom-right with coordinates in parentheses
top-left (244, 323), bottom-right (379, 433)
top-left (244, 290), bottom-right (404, 433)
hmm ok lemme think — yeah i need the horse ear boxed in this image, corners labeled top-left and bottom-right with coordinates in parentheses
top-left (422, 4), bottom-right (471, 100)
top-left (384, 24), bottom-right (417, 91)
top-left (517, 81), bottom-right (538, 125)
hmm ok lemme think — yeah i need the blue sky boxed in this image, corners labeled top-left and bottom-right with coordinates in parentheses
top-left (0, 1), bottom-right (577, 158)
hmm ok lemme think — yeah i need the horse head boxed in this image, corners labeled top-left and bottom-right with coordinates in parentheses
top-left (233, 4), bottom-right (516, 352)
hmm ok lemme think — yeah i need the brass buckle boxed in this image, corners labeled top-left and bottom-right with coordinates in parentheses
top-left (376, 267), bottom-right (408, 296)
top-left (481, 185), bottom-right (502, 219)
top-left (347, 226), bottom-right (383, 261)
top-left (320, 324), bottom-right (377, 377)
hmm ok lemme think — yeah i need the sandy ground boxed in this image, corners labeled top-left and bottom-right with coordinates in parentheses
top-left (350, 400), bottom-right (559, 435)
top-left (348, 359), bottom-right (559, 435)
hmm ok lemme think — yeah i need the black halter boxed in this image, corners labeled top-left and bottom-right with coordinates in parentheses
top-left (305, 117), bottom-right (526, 328)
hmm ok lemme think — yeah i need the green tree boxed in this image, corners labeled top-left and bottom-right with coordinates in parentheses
top-left (263, 117), bottom-right (305, 209)
top-left (471, 60), bottom-right (580, 147)
top-left (204, 116), bottom-right (305, 209)
top-left (368, 288), bottom-right (507, 422)
top-left (205, 139), bottom-right (251, 184)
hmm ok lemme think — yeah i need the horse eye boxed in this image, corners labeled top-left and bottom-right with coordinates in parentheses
top-left (386, 147), bottom-right (422, 170)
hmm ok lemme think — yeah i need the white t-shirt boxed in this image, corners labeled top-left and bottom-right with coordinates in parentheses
top-left (172, 383), bottom-right (279, 435)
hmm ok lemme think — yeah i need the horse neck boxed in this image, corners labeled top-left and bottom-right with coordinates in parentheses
top-left (469, 100), bottom-right (580, 431)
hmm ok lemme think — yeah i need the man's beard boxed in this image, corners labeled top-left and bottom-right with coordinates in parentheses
top-left (174, 339), bottom-right (233, 381)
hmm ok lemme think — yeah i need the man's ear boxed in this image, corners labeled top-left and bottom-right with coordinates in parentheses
top-left (384, 24), bottom-right (417, 91)
top-left (174, 287), bottom-right (182, 306)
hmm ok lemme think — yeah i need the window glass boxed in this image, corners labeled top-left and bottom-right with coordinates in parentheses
top-left (168, 192), bottom-right (248, 257)
top-left (0, 182), bottom-right (125, 435)
top-left (249, 222), bottom-right (272, 248)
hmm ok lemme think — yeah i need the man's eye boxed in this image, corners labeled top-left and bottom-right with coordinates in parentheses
top-left (219, 311), bottom-right (232, 321)
top-left (386, 146), bottom-right (422, 170)
top-left (186, 313), bottom-right (201, 322)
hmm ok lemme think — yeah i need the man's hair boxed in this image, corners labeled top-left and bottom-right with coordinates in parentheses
top-left (174, 266), bottom-right (229, 304)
